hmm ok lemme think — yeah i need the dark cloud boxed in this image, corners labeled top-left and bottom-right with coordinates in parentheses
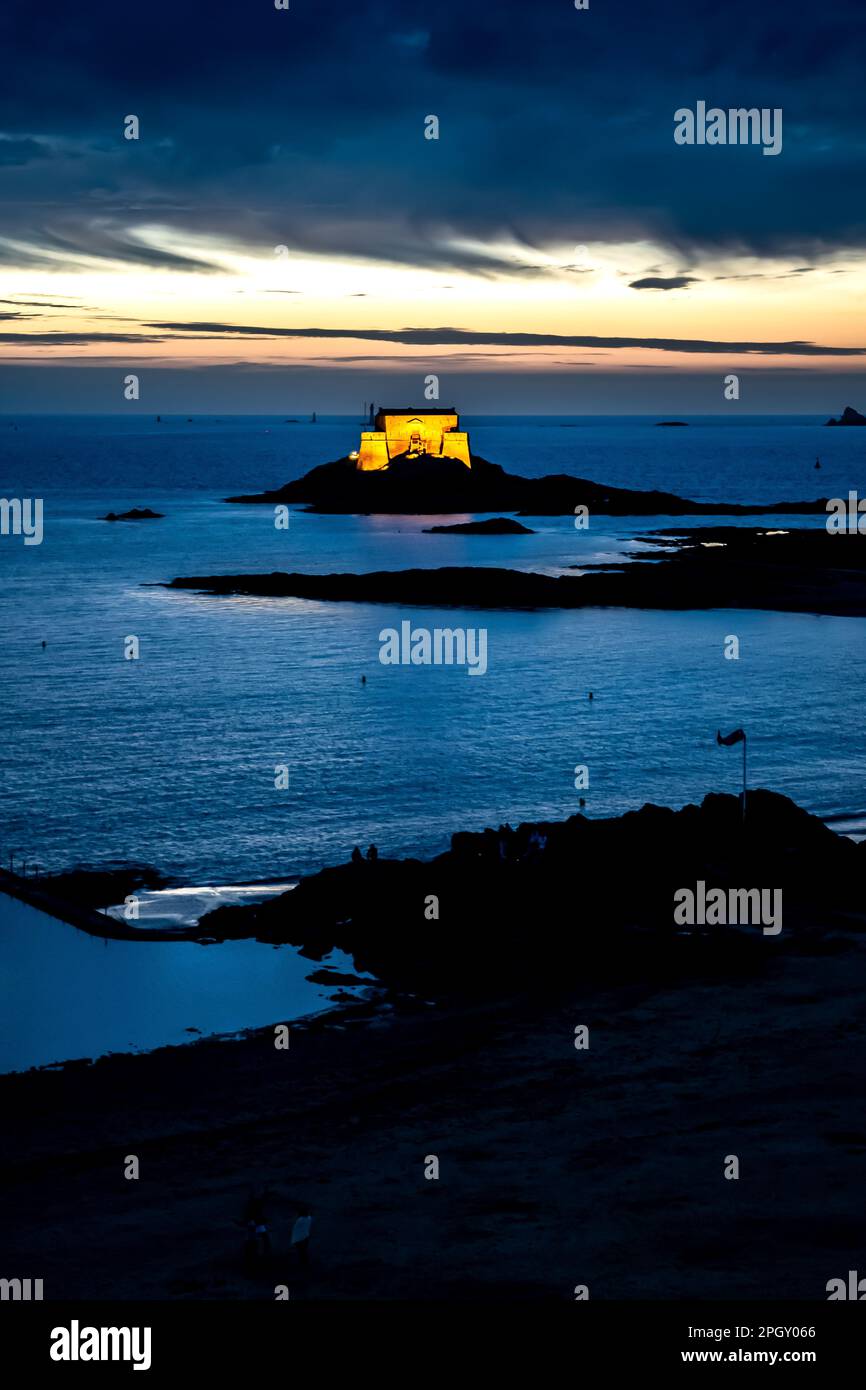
top-left (0, 331), bottom-right (166, 343)
top-left (629, 276), bottom-right (699, 290)
top-left (144, 322), bottom-right (866, 355)
top-left (0, 0), bottom-right (862, 274)
top-left (0, 297), bottom-right (89, 308)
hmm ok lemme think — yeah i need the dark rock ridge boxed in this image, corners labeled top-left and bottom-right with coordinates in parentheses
top-left (198, 790), bottom-right (864, 994)
top-left (826, 405), bottom-right (866, 426)
top-left (0, 862), bottom-right (182, 943)
top-left (34, 862), bottom-right (171, 908)
top-left (655, 420), bottom-right (688, 426)
top-left (226, 451), bottom-right (826, 517)
top-left (101, 507), bottom-right (164, 521)
top-left (166, 527), bottom-right (866, 617)
top-left (423, 517), bottom-right (534, 535)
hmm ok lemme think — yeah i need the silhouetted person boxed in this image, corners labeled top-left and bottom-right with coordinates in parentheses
top-left (360, 674), bottom-right (367, 685)
top-left (588, 691), bottom-right (594, 701)
top-left (815, 457), bottom-right (821, 469)
top-left (41, 640), bottom-right (46, 649)
top-left (579, 797), bottom-right (586, 808)
top-left (291, 1204), bottom-right (312, 1266)
top-left (366, 844), bottom-right (378, 862)
top-left (242, 1191), bottom-right (271, 1266)
top-left (351, 845), bottom-right (363, 865)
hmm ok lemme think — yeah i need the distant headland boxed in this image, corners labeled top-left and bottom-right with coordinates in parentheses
top-left (826, 405), bottom-right (866, 426)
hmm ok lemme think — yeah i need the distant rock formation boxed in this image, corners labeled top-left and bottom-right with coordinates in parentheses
top-left (826, 405), bottom-right (866, 426)
top-left (655, 420), bottom-right (688, 426)
top-left (101, 507), bottom-right (164, 521)
top-left (423, 517), bottom-right (534, 535)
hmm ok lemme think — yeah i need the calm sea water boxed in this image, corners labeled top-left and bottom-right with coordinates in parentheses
top-left (1, 414), bottom-right (865, 886)
top-left (1, 413), bottom-right (864, 1069)
top-left (0, 894), bottom-right (367, 1072)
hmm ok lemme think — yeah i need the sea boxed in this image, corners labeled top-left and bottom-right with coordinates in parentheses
top-left (1, 413), bottom-right (864, 1069)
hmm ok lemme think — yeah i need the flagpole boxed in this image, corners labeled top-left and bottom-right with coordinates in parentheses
top-left (717, 727), bottom-right (747, 823)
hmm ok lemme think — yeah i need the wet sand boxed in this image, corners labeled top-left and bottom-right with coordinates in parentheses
top-left (2, 929), bottom-right (865, 1301)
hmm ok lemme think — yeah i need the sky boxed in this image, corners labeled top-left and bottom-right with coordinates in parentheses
top-left (0, 0), bottom-right (864, 412)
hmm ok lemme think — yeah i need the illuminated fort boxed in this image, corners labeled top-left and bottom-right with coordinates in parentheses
top-left (354, 405), bottom-right (472, 471)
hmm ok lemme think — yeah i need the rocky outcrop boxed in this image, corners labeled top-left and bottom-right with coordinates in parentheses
top-left (423, 517), bottom-right (534, 534)
top-left (199, 790), bottom-right (864, 994)
top-left (826, 405), bottom-right (866, 426)
top-left (34, 863), bottom-right (170, 908)
top-left (101, 508), bottom-right (164, 521)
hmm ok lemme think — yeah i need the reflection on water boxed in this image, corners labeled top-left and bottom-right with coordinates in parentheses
top-left (0, 893), bottom-right (368, 1073)
top-left (102, 882), bottom-right (296, 931)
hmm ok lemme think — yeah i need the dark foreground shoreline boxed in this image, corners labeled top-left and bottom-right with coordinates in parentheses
top-left (2, 930), bottom-right (865, 1300)
top-left (167, 526), bottom-right (866, 618)
top-left (2, 790), bottom-right (864, 1299)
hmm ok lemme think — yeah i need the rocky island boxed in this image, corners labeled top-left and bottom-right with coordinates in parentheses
top-left (825, 405), bottom-right (866, 426)
top-left (223, 405), bottom-right (826, 517)
top-left (166, 526), bottom-right (866, 617)
top-left (226, 452), bottom-right (827, 517)
top-left (423, 517), bottom-right (535, 535)
top-left (101, 507), bottom-right (164, 521)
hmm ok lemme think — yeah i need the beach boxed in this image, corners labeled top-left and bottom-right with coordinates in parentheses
top-left (2, 924), bottom-right (865, 1301)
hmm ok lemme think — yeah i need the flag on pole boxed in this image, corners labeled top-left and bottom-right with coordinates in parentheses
top-left (717, 728), bottom-right (748, 822)
top-left (717, 728), bottom-right (745, 746)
